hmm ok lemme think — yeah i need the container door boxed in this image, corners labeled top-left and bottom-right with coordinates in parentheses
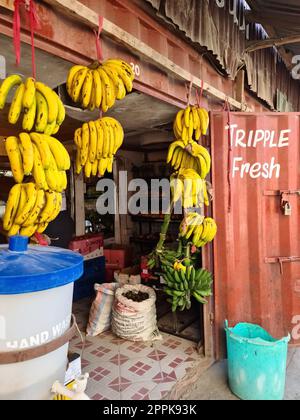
top-left (210, 112), bottom-right (300, 358)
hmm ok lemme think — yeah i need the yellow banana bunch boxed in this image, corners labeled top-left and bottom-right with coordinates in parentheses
top-left (167, 139), bottom-right (211, 179)
top-left (2, 183), bottom-right (62, 237)
top-left (174, 106), bottom-right (209, 143)
top-left (179, 214), bottom-right (217, 248)
top-left (4, 133), bottom-right (70, 192)
top-left (171, 169), bottom-right (210, 208)
top-left (0, 75), bottom-right (65, 135)
top-left (74, 116), bottom-right (124, 178)
top-left (66, 59), bottom-right (135, 112)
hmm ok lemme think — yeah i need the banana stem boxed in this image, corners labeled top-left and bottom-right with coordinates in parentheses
top-left (183, 243), bottom-right (192, 266)
top-left (156, 201), bottom-right (174, 251)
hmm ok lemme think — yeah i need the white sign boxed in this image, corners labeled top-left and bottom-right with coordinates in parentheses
top-left (226, 124), bottom-right (291, 179)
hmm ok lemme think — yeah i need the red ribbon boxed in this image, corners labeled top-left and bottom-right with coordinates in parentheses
top-left (94, 16), bottom-right (104, 62)
top-left (13, 0), bottom-right (24, 66)
top-left (29, 0), bottom-right (37, 79)
top-left (13, 0), bottom-right (39, 78)
top-left (223, 98), bottom-right (232, 213)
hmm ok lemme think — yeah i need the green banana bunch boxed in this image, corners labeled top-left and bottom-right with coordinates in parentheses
top-left (163, 265), bottom-right (213, 312)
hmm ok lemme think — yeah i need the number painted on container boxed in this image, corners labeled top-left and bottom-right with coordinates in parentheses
top-left (130, 63), bottom-right (141, 77)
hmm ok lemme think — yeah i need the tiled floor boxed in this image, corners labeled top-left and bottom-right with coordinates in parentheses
top-left (70, 298), bottom-right (201, 401)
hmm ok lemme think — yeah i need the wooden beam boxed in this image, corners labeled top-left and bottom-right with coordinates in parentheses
top-left (246, 34), bottom-right (300, 53)
top-left (33, 0), bottom-right (250, 111)
top-left (74, 170), bottom-right (85, 236)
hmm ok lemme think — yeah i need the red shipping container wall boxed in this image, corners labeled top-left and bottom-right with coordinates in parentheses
top-left (211, 112), bottom-right (300, 359)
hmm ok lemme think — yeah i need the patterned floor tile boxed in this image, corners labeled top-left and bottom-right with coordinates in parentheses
top-left (120, 381), bottom-right (157, 400)
top-left (119, 340), bottom-right (156, 359)
top-left (120, 357), bottom-right (161, 383)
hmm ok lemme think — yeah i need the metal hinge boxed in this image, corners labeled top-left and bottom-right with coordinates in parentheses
top-left (265, 256), bottom-right (300, 275)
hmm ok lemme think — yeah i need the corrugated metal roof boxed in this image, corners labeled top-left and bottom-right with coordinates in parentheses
top-left (248, 0), bottom-right (300, 56)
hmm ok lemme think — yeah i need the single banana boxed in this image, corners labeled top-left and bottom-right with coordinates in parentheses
top-left (35, 82), bottom-right (59, 124)
top-left (39, 191), bottom-right (57, 224)
top-left (88, 121), bottom-right (97, 163)
top-left (107, 157), bottom-right (114, 173)
top-left (23, 77), bottom-right (36, 110)
top-left (92, 159), bottom-right (98, 177)
top-left (92, 69), bottom-right (102, 108)
top-left (30, 133), bottom-right (51, 170)
top-left (3, 184), bottom-right (22, 231)
top-left (35, 91), bottom-right (48, 133)
top-left (98, 68), bottom-right (113, 110)
top-left (48, 192), bottom-right (62, 223)
top-left (22, 94), bottom-right (36, 132)
top-left (55, 92), bottom-right (66, 126)
top-left (5, 136), bottom-right (24, 183)
top-left (66, 65), bottom-right (86, 96)
top-left (0, 74), bottom-right (22, 110)
top-left (74, 128), bottom-right (82, 149)
top-left (198, 108), bottom-right (210, 135)
top-left (44, 150), bottom-right (59, 192)
top-left (101, 120), bottom-right (110, 158)
top-left (98, 158), bottom-right (108, 177)
top-left (175, 109), bottom-right (184, 134)
top-left (81, 70), bottom-right (93, 109)
top-left (19, 132), bottom-right (34, 175)
top-left (95, 120), bottom-right (104, 159)
top-left (8, 83), bottom-right (25, 124)
top-left (15, 183), bottom-right (37, 226)
top-left (75, 150), bottom-right (82, 175)
top-left (32, 144), bottom-right (49, 190)
top-left (184, 106), bottom-right (191, 128)
top-left (23, 189), bottom-right (45, 227)
top-left (81, 123), bottom-right (90, 166)
top-left (85, 160), bottom-right (92, 178)
top-left (71, 68), bottom-right (89, 103)
top-left (37, 222), bottom-right (49, 233)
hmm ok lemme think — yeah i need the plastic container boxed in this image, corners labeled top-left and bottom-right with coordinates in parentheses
top-left (0, 236), bottom-right (83, 400)
top-left (225, 320), bottom-right (290, 400)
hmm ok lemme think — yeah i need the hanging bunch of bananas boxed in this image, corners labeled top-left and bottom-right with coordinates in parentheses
top-left (0, 75), bottom-right (65, 135)
top-left (179, 212), bottom-right (217, 248)
top-left (173, 106), bottom-right (209, 143)
top-left (2, 182), bottom-right (62, 237)
top-left (74, 117), bottom-right (124, 178)
top-left (66, 59), bottom-right (135, 112)
top-left (163, 265), bottom-right (213, 312)
top-left (171, 169), bottom-right (210, 208)
top-left (167, 139), bottom-right (211, 179)
top-left (5, 133), bottom-right (70, 192)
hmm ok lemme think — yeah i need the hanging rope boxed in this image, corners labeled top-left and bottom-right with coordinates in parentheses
top-left (223, 98), bottom-right (232, 213)
top-left (195, 79), bottom-right (204, 108)
top-left (94, 16), bottom-right (104, 63)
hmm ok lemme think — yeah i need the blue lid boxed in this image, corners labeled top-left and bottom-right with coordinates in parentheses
top-left (0, 236), bottom-right (84, 295)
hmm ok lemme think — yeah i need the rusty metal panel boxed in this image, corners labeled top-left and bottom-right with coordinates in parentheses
top-left (143, 0), bottom-right (300, 111)
top-left (211, 112), bottom-right (300, 359)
